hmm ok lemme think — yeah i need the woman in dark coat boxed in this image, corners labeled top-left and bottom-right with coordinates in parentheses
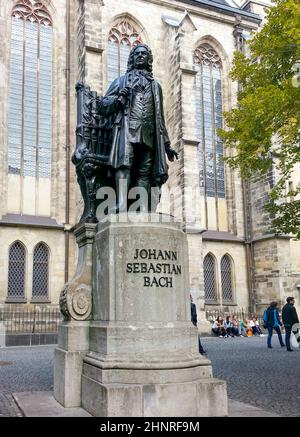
top-left (282, 296), bottom-right (300, 351)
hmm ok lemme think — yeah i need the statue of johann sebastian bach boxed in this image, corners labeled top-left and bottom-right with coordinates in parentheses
top-left (98, 43), bottom-right (178, 212)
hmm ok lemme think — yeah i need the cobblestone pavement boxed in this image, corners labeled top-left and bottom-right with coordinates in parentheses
top-left (0, 392), bottom-right (22, 417)
top-left (0, 337), bottom-right (299, 417)
top-left (202, 335), bottom-right (300, 417)
top-left (0, 346), bottom-right (53, 417)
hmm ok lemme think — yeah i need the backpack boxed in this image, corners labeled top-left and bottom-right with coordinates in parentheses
top-left (263, 308), bottom-right (269, 329)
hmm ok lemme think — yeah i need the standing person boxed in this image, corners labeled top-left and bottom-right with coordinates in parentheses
top-left (282, 297), bottom-right (300, 352)
top-left (263, 301), bottom-right (285, 349)
top-left (190, 296), bottom-right (207, 355)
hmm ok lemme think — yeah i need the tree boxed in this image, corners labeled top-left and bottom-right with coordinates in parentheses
top-left (219, 0), bottom-right (300, 238)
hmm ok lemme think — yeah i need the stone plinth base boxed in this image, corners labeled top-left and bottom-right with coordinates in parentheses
top-left (82, 375), bottom-right (227, 417)
top-left (54, 322), bottom-right (90, 408)
top-left (81, 321), bottom-right (227, 416)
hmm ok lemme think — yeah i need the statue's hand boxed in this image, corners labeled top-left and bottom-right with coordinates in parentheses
top-left (166, 146), bottom-right (179, 162)
top-left (118, 87), bottom-right (130, 105)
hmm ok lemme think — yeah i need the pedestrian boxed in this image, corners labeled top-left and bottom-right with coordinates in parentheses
top-left (190, 296), bottom-right (207, 355)
top-left (282, 297), bottom-right (300, 352)
top-left (263, 301), bottom-right (285, 349)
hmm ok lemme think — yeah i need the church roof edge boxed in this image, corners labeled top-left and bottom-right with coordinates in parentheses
top-left (179, 0), bottom-right (261, 23)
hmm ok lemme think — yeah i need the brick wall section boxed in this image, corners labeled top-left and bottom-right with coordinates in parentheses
top-left (250, 174), bottom-right (275, 240)
top-left (253, 238), bottom-right (296, 313)
top-left (84, 0), bottom-right (103, 92)
top-left (84, 0), bottom-right (103, 52)
top-left (75, 0), bottom-right (104, 89)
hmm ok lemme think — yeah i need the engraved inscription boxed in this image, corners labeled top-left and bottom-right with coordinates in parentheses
top-left (127, 249), bottom-right (182, 288)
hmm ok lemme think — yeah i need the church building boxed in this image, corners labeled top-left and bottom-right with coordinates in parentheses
top-left (0, 0), bottom-right (299, 328)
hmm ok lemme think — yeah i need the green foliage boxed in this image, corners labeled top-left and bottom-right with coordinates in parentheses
top-left (219, 0), bottom-right (300, 238)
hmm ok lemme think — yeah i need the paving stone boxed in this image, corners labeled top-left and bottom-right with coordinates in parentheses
top-left (202, 336), bottom-right (300, 417)
top-left (13, 391), bottom-right (91, 417)
top-left (0, 392), bottom-right (22, 417)
top-left (1, 339), bottom-right (300, 417)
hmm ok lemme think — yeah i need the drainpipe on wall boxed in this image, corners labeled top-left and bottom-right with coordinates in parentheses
top-left (64, 0), bottom-right (71, 283)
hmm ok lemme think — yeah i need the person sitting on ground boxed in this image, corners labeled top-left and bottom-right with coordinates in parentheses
top-left (239, 318), bottom-right (247, 337)
top-left (245, 318), bottom-right (253, 337)
top-left (212, 316), bottom-right (228, 338)
top-left (231, 315), bottom-right (240, 336)
top-left (251, 316), bottom-right (264, 336)
top-left (224, 316), bottom-right (235, 337)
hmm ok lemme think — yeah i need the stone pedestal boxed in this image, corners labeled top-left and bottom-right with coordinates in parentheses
top-left (59, 223), bottom-right (97, 321)
top-left (54, 321), bottom-right (90, 407)
top-left (54, 223), bottom-right (96, 407)
top-left (80, 213), bottom-right (227, 416)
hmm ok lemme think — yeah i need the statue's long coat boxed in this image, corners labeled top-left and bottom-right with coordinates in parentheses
top-left (99, 73), bottom-right (170, 187)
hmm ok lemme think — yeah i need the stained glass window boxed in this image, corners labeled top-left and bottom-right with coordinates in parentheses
top-left (8, 0), bottom-right (53, 179)
top-left (194, 44), bottom-right (225, 198)
top-left (7, 242), bottom-right (26, 300)
top-left (221, 255), bottom-right (234, 303)
top-left (203, 254), bottom-right (217, 303)
top-left (32, 242), bottom-right (49, 300)
top-left (107, 20), bottom-right (142, 85)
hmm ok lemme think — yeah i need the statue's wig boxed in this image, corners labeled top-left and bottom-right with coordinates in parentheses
top-left (127, 43), bottom-right (153, 73)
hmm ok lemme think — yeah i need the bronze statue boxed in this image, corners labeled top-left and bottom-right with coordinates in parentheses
top-left (72, 44), bottom-right (178, 222)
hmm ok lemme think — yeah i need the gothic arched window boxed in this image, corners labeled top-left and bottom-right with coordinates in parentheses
top-left (8, 0), bottom-right (53, 182)
top-left (32, 242), bottom-right (49, 301)
top-left (203, 253), bottom-right (217, 303)
top-left (194, 44), bottom-right (225, 199)
top-left (107, 19), bottom-right (142, 85)
top-left (7, 241), bottom-right (26, 300)
top-left (221, 255), bottom-right (234, 303)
